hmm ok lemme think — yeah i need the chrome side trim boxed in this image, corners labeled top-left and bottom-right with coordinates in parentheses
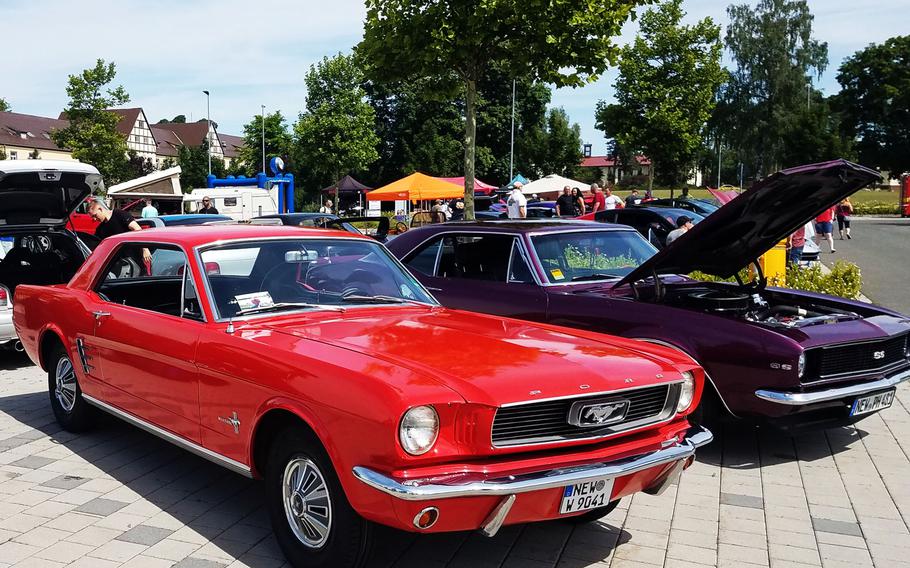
top-left (755, 368), bottom-right (910, 406)
top-left (352, 425), bottom-right (712, 501)
top-left (83, 395), bottom-right (252, 478)
top-left (480, 495), bottom-right (516, 537)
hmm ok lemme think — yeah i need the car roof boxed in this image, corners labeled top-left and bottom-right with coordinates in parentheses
top-left (104, 224), bottom-right (368, 248)
top-left (410, 219), bottom-right (635, 233)
top-left (259, 212), bottom-right (339, 219)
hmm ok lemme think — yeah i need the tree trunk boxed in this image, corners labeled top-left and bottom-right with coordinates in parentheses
top-left (463, 79), bottom-right (477, 220)
top-left (648, 160), bottom-right (655, 198)
top-left (334, 170), bottom-right (340, 215)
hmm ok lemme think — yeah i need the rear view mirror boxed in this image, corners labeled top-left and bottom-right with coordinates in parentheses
top-left (285, 250), bottom-right (318, 263)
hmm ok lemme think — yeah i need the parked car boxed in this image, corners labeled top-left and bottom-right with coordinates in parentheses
top-left (637, 198), bottom-right (720, 216)
top-left (388, 160), bottom-right (910, 430)
top-left (255, 213), bottom-right (393, 243)
top-left (579, 207), bottom-right (705, 249)
top-left (0, 160), bottom-right (96, 350)
top-left (14, 224), bottom-right (711, 567)
top-left (136, 214), bottom-right (234, 229)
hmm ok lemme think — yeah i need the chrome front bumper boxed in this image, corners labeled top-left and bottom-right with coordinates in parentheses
top-left (352, 425), bottom-right (713, 501)
top-left (755, 367), bottom-right (910, 406)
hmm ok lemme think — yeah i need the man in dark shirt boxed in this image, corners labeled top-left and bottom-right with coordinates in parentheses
top-left (199, 196), bottom-right (219, 214)
top-left (555, 186), bottom-right (576, 217)
top-left (89, 200), bottom-right (151, 266)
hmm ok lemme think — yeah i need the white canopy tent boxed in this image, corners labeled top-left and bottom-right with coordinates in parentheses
top-left (519, 174), bottom-right (590, 198)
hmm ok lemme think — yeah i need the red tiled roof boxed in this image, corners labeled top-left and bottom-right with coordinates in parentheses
top-left (580, 155), bottom-right (651, 168)
top-left (151, 121), bottom-right (210, 147)
top-left (149, 126), bottom-right (184, 157)
top-left (0, 111), bottom-right (70, 152)
top-left (108, 108), bottom-right (142, 136)
top-left (218, 133), bottom-right (244, 159)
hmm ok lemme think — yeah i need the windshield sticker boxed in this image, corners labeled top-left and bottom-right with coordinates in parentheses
top-left (234, 292), bottom-right (274, 311)
top-left (550, 269), bottom-right (565, 280)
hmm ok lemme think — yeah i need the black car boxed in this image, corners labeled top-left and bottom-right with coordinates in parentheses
top-left (638, 198), bottom-right (719, 216)
top-left (589, 207), bottom-right (705, 249)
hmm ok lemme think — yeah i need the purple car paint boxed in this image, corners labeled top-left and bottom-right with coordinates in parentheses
top-left (387, 160), bottom-right (910, 428)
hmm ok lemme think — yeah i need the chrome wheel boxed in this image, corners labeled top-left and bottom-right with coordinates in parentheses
top-left (282, 457), bottom-right (332, 548)
top-left (54, 356), bottom-right (77, 413)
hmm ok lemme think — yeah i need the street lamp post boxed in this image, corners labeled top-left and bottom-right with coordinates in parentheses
top-left (509, 79), bottom-right (516, 181)
top-left (717, 142), bottom-right (722, 189)
top-left (203, 90), bottom-right (211, 175)
top-left (260, 105), bottom-right (266, 174)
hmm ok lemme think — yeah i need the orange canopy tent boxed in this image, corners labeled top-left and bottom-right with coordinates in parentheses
top-left (366, 172), bottom-right (466, 202)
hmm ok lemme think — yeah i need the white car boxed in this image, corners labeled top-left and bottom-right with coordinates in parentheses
top-left (801, 222), bottom-right (820, 263)
top-left (0, 161), bottom-right (97, 350)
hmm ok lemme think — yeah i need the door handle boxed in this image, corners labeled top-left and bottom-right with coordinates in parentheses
top-left (92, 311), bottom-right (111, 319)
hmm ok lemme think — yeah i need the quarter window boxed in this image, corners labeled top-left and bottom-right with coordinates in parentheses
top-left (404, 237), bottom-right (442, 276)
top-left (437, 234), bottom-right (514, 282)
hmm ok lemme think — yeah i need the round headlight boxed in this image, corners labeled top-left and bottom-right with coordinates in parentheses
top-left (677, 371), bottom-right (696, 413)
top-left (399, 406), bottom-right (439, 456)
top-left (798, 352), bottom-right (807, 378)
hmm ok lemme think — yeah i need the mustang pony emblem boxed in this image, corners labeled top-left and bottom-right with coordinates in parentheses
top-left (569, 399), bottom-right (630, 428)
top-left (218, 412), bottom-right (241, 434)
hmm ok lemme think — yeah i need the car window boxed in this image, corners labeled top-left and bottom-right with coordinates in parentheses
top-left (437, 234), bottom-right (514, 282)
top-left (532, 230), bottom-right (657, 283)
top-left (508, 240), bottom-right (535, 283)
top-left (96, 244), bottom-right (189, 318)
top-left (405, 237), bottom-right (443, 276)
top-left (199, 238), bottom-right (436, 319)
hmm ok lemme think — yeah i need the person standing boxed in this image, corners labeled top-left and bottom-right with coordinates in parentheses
top-left (571, 187), bottom-right (586, 216)
top-left (787, 225), bottom-right (806, 265)
top-left (507, 186), bottom-right (527, 219)
top-left (603, 187), bottom-right (623, 210)
top-left (836, 198), bottom-right (853, 239)
top-left (89, 199), bottom-right (151, 270)
top-left (815, 205), bottom-right (836, 253)
top-left (625, 189), bottom-right (641, 207)
top-left (200, 196), bottom-right (220, 214)
top-left (666, 215), bottom-right (694, 245)
top-left (140, 198), bottom-right (158, 218)
top-left (318, 200), bottom-right (332, 214)
top-left (450, 201), bottom-right (465, 221)
top-left (591, 183), bottom-right (606, 213)
top-left (555, 186), bottom-right (574, 217)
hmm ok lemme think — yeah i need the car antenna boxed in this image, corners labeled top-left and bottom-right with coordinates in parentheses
top-left (226, 318), bottom-right (235, 334)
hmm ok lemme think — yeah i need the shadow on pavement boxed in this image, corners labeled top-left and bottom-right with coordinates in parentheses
top-left (0, 350), bottom-right (37, 371)
top-left (0, 390), bottom-right (631, 567)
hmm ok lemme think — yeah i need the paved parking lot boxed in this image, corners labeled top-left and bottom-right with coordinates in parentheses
top-left (1, 353), bottom-right (910, 568)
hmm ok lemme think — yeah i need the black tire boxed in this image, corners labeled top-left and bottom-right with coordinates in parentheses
top-left (266, 428), bottom-right (373, 568)
top-left (563, 498), bottom-right (621, 525)
top-left (47, 343), bottom-right (95, 432)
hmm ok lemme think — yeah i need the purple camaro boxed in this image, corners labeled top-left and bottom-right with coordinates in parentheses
top-left (387, 160), bottom-right (910, 428)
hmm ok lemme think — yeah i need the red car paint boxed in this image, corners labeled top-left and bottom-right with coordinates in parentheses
top-left (13, 225), bottom-right (706, 540)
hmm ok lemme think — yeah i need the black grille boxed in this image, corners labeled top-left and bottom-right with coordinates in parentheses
top-left (809, 334), bottom-right (908, 380)
top-left (491, 384), bottom-right (675, 447)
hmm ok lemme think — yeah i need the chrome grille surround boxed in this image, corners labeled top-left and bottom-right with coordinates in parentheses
top-left (804, 334), bottom-right (909, 384)
top-left (491, 382), bottom-right (682, 448)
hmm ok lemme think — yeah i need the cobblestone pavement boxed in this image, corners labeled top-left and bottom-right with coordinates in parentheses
top-left (2, 353), bottom-right (910, 568)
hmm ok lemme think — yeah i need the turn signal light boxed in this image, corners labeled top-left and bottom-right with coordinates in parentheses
top-left (0, 287), bottom-right (9, 308)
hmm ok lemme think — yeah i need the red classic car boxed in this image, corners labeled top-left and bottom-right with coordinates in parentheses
top-left (14, 224), bottom-right (711, 568)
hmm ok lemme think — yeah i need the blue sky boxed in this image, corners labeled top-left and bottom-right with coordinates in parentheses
top-left (2, 0), bottom-right (904, 155)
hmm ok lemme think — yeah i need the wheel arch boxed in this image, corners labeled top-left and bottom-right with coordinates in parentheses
top-left (249, 400), bottom-right (336, 480)
top-left (631, 336), bottom-right (739, 418)
top-left (37, 326), bottom-right (67, 372)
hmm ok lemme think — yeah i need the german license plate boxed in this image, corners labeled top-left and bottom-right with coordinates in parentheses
top-left (850, 390), bottom-right (895, 417)
top-left (559, 477), bottom-right (614, 515)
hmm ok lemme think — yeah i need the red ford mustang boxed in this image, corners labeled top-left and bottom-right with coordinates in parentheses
top-left (14, 224), bottom-right (711, 568)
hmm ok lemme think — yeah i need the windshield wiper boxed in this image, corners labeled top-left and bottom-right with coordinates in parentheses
top-left (339, 294), bottom-right (430, 306)
top-left (235, 302), bottom-right (346, 316)
top-left (570, 273), bottom-right (621, 282)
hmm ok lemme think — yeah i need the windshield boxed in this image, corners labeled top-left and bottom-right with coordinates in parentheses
top-left (200, 237), bottom-right (436, 319)
top-left (532, 230), bottom-right (657, 284)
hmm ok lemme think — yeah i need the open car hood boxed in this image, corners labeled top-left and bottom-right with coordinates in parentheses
top-left (0, 161), bottom-right (102, 228)
top-left (615, 160), bottom-right (881, 287)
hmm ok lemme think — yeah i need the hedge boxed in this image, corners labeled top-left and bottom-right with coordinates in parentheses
top-left (851, 201), bottom-right (900, 216)
top-left (690, 260), bottom-right (863, 301)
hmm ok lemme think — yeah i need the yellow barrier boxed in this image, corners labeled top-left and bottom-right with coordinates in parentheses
top-left (758, 239), bottom-right (788, 285)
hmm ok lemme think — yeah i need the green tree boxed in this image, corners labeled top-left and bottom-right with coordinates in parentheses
top-left (0, 98), bottom-right (10, 112)
top-left (52, 59), bottom-right (131, 184)
top-left (126, 151), bottom-right (156, 179)
top-left (359, 0), bottom-right (646, 219)
top-left (157, 115), bottom-right (186, 124)
top-left (236, 111), bottom-right (293, 177)
top-left (177, 140), bottom-right (225, 190)
top-left (834, 36), bottom-right (910, 177)
top-left (721, 0), bottom-right (828, 176)
top-left (521, 108), bottom-right (583, 178)
top-left (598, 0), bottom-right (724, 189)
top-left (293, 53), bottom-right (379, 206)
